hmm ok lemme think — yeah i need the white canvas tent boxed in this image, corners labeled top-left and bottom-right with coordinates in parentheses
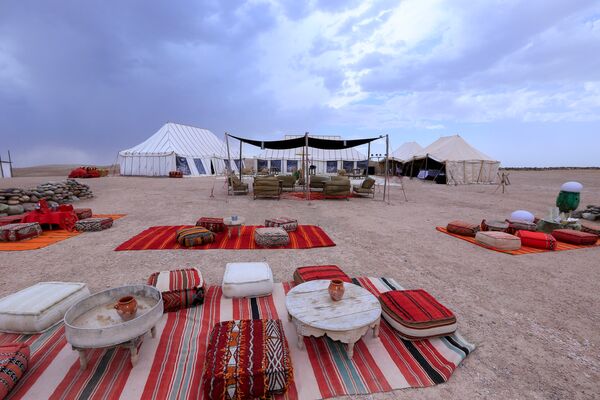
top-left (412, 135), bottom-right (500, 184)
top-left (118, 123), bottom-right (238, 176)
top-left (252, 135), bottom-right (368, 175)
top-left (391, 141), bottom-right (424, 162)
top-left (0, 151), bottom-right (12, 178)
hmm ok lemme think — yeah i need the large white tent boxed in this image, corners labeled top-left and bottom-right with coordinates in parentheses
top-left (391, 141), bottom-right (424, 162)
top-left (251, 135), bottom-right (368, 175)
top-left (411, 135), bottom-right (500, 184)
top-left (118, 122), bottom-right (238, 176)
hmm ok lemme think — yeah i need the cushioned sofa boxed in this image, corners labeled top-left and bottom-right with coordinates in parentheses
top-left (352, 177), bottom-right (376, 198)
top-left (277, 175), bottom-right (297, 191)
top-left (253, 176), bottom-right (282, 199)
top-left (323, 176), bottom-right (351, 199)
top-left (228, 175), bottom-right (249, 195)
top-left (309, 175), bottom-right (330, 191)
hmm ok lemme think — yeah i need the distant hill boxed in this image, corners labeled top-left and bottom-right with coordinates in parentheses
top-left (13, 164), bottom-right (119, 177)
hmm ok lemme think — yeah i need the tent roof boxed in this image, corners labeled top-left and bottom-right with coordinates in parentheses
top-left (119, 122), bottom-right (229, 158)
top-left (228, 133), bottom-right (380, 150)
top-left (391, 141), bottom-right (424, 162)
top-left (253, 135), bottom-right (367, 161)
top-left (416, 135), bottom-right (498, 162)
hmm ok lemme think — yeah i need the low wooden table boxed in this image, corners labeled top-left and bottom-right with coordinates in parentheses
top-left (223, 216), bottom-right (245, 238)
top-left (285, 280), bottom-right (381, 358)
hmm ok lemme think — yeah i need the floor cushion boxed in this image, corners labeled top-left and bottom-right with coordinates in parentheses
top-left (195, 217), bottom-right (225, 232)
top-left (516, 230), bottom-right (556, 250)
top-left (475, 231), bottom-right (521, 250)
top-left (506, 219), bottom-right (537, 234)
top-left (176, 227), bottom-right (215, 247)
top-left (580, 220), bottom-right (600, 235)
top-left (0, 223), bottom-right (42, 242)
top-left (147, 268), bottom-right (205, 312)
top-left (446, 220), bottom-right (480, 237)
top-left (293, 265), bottom-right (352, 284)
top-left (202, 319), bottom-right (293, 399)
top-left (254, 227), bottom-right (290, 247)
top-left (480, 219), bottom-right (509, 232)
top-left (74, 208), bottom-right (92, 220)
top-left (222, 262), bottom-right (273, 298)
top-left (75, 217), bottom-right (113, 232)
top-left (0, 282), bottom-right (90, 333)
top-left (551, 229), bottom-right (598, 245)
top-left (0, 343), bottom-right (30, 399)
top-left (264, 217), bottom-right (298, 232)
top-left (379, 289), bottom-right (457, 340)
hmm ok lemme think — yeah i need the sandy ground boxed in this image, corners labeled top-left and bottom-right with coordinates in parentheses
top-left (1, 171), bottom-right (599, 399)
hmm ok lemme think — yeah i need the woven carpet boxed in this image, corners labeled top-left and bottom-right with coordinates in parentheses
top-left (1, 277), bottom-right (474, 400)
top-left (281, 191), bottom-right (359, 201)
top-left (114, 224), bottom-right (335, 251)
top-left (437, 226), bottom-right (600, 255)
top-left (0, 214), bottom-right (126, 252)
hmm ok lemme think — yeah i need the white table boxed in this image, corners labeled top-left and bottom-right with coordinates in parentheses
top-left (223, 216), bottom-right (245, 238)
top-left (285, 280), bottom-right (381, 358)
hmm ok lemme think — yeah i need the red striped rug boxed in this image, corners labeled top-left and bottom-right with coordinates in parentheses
top-left (1, 277), bottom-right (473, 399)
top-left (281, 191), bottom-right (359, 201)
top-left (115, 225), bottom-right (335, 251)
top-left (437, 226), bottom-right (600, 255)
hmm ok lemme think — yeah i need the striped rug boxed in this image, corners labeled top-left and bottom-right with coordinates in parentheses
top-left (437, 226), bottom-right (600, 255)
top-left (281, 192), bottom-right (359, 201)
top-left (2, 278), bottom-right (473, 400)
top-left (114, 225), bottom-right (336, 251)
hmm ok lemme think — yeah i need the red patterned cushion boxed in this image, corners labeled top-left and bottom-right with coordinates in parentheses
top-left (379, 290), bottom-right (456, 327)
top-left (293, 265), bottom-right (351, 284)
top-left (0, 343), bottom-right (30, 399)
top-left (516, 230), bottom-right (556, 250)
top-left (196, 217), bottom-right (225, 232)
top-left (147, 268), bottom-right (205, 312)
top-left (551, 229), bottom-right (598, 245)
top-left (447, 220), bottom-right (480, 237)
top-left (264, 217), bottom-right (298, 232)
top-left (74, 208), bottom-right (92, 220)
top-left (0, 223), bottom-right (42, 242)
top-left (202, 319), bottom-right (293, 399)
top-left (176, 227), bottom-right (215, 247)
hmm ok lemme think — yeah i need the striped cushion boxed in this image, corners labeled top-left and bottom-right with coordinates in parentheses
top-left (147, 268), bottom-right (205, 313)
top-left (379, 290), bottom-right (457, 340)
top-left (75, 217), bottom-right (113, 232)
top-left (0, 223), bottom-right (42, 242)
top-left (264, 217), bottom-right (298, 232)
top-left (516, 230), bottom-right (556, 250)
top-left (175, 227), bottom-right (215, 247)
top-left (74, 208), bottom-right (92, 220)
top-left (506, 220), bottom-right (537, 234)
top-left (0, 343), bottom-right (29, 399)
top-left (254, 227), bottom-right (289, 247)
top-left (195, 217), bottom-right (225, 232)
top-left (293, 265), bottom-right (351, 284)
top-left (551, 229), bottom-right (598, 245)
top-left (446, 220), bottom-right (479, 237)
top-left (202, 319), bottom-right (293, 399)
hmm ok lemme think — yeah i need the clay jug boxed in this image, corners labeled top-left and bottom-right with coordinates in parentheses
top-left (114, 296), bottom-right (138, 321)
top-left (328, 279), bottom-right (345, 301)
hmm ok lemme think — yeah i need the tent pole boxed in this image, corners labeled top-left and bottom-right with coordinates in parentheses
top-left (366, 142), bottom-right (370, 179)
top-left (239, 140), bottom-right (243, 181)
top-left (7, 150), bottom-right (13, 178)
top-left (410, 157), bottom-right (414, 179)
top-left (384, 134), bottom-right (389, 203)
top-left (0, 153), bottom-right (4, 178)
top-left (305, 132), bottom-right (309, 201)
top-left (225, 133), bottom-right (232, 200)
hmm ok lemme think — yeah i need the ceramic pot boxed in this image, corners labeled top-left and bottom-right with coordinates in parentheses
top-left (114, 296), bottom-right (137, 321)
top-left (328, 279), bottom-right (345, 301)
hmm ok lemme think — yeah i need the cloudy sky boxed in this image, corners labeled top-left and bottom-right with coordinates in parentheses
top-left (1, 0), bottom-right (599, 167)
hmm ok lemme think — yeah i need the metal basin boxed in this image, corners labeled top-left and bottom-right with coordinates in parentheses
top-left (64, 284), bottom-right (163, 349)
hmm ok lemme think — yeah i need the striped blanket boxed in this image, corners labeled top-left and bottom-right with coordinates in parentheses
top-left (1, 278), bottom-right (474, 399)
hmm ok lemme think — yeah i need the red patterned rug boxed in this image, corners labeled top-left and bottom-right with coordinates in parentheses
top-left (281, 191), bottom-right (361, 200)
top-left (115, 225), bottom-right (335, 251)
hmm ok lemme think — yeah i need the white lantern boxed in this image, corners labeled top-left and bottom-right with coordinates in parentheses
top-left (510, 210), bottom-right (534, 223)
top-left (560, 181), bottom-right (583, 193)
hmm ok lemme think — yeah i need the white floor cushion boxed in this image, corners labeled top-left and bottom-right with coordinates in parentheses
top-left (475, 231), bottom-right (521, 250)
top-left (222, 262), bottom-right (273, 298)
top-left (0, 282), bottom-right (90, 333)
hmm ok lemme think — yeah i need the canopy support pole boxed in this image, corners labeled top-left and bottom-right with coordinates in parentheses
top-left (366, 142), bottom-right (371, 179)
top-left (383, 134), bottom-right (389, 203)
top-left (225, 133), bottom-right (232, 201)
top-left (239, 140), bottom-right (243, 181)
top-left (305, 132), bottom-right (309, 201)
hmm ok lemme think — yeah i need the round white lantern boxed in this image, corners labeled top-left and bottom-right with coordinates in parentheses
top-left (510, 210), bottom-right (534, 223)
top-left (560, 181), bottom-right (583, 193)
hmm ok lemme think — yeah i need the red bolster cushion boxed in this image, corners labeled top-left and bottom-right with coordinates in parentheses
top-left (516, 230), bottom-right (556, 250)
top-left (447, 220), bottom-right (480, 237)
top-left (551, 229), bottom-right (598, 245)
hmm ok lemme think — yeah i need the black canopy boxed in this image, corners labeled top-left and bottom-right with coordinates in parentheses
top-left (227, 134), bottom-right (381, 150)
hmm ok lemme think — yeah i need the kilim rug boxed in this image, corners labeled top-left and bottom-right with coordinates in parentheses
top-left (0, 214), bottom-right (126, 251)
top-left (1, 277), bottom-right (474, 400)
top-left (437, 226), bottom-right (600, 255)
top-left (114, 224), bottom-right (335, 251)
top-left (281, 192), bottom-right (360, 201)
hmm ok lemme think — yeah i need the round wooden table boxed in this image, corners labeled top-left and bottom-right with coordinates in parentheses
top-left (223, 216), bottom-right (245, 238)
top-left (285, 280), bottom-right (381, 358)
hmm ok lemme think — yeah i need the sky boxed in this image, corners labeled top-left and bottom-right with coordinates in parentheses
top-left (1, 0), bottom-right (599, 167)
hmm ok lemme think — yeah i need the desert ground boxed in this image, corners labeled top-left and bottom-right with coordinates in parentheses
top-left (1, 170), bottom-right (599, 399)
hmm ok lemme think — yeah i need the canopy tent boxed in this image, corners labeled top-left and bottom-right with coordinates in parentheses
top-left (118, 122), bottom-right (239, 176)
top-left (408, 135), bottom-right (499, 184)
top-left (391, 142), bottom-right (424, 163)
top-left (250, 135), bottom-right (368, 175)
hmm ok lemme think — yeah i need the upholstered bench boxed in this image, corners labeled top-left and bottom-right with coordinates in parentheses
top-left (254, 227), bottom-right (289, 247)
top-left (446, 220), bottom-right (480, 237)
top-left (147, 268), bottom-right (205, 312)
top-left (0, 343), bottom-right (30, 399)
top-left (222, 262), bottom-right (273, 298)
top-left (75, 217), bottom-right (113, 232)
top-left (551, 229), bottom-right (598, 245)
top-left (202, 319), bottom-right (293, 400)
top-left (516, 230), bottom-right (556, 250)
top-left (264, 217), bottom-right (298, 232)
top-left (74, 208), bottom-right (93, 220)
top-left (379, 289), bottom-right (457, 340)
top-left (0, 282), bottom-right (90, 333)
top-left (293, 265), bottom-right (352, 284)
top-left (475, 231), bottom-right (521, 250)
top-left (0, 223), bottom-right (42, 242)
top-left (176, 227), bottom-right (215, 247)
top-left (195, 217), bottom-right (225, 233)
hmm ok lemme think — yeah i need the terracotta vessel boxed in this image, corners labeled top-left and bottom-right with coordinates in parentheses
top-left (114, 296), bottom-right (138, 321)
top-left (328, 279), bottom-right (345, 301)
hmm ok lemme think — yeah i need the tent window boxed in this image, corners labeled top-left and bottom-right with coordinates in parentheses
top-left (343, 161), bottom-right (354, 172)
top-left (356, 160), bottom-right (368, 169)
top-left (270, 160), bottom-right (282, 173)
top-left (176, 157), bottom-right (191, 175)
top-left (257, 159), bottom-right (268, 172)
top-left (193, 159), bottom-right (206, 175)
top-left (326, 161), bottom-right (337, 173)
top-left (234, 159), bottom-right (243, 170)
top-left (287, 160), bottom-right (298, 172)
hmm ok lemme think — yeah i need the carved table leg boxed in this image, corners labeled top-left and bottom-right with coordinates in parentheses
top-left (227, 227), bottom-right (232, 239)
top-left (373, 320), bottom-right (380, 338)
top-left (151, 325), bottom-right (156, 338)
top-left (297, 335), bottom-right (305, 350)
top-left (129, 343), bottom-right (139, 367)
top-left (287, 312), bottom-right (292, 322)
top-left (78, 350), bottom-right (87, 370)
top-left (347, 341), bottom-right (355, 358)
